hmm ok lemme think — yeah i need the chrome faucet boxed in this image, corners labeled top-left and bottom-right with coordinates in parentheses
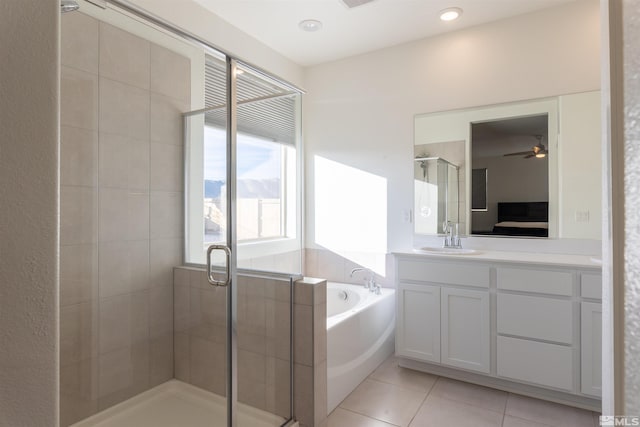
top-left (350, 267), bottom-right (380, 294)
top-left (443, 221), bottom-right (462, 249)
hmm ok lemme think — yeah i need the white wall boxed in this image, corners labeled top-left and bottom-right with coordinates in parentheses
top-left (0, 0), bottom-right (60, 425)
top-left (128, 0), bottom-right (304, 89)
top-left (304, 0), bottom-right (601, 254)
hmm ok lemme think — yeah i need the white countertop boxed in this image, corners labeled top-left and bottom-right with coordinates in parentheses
top-left (394, 248), bottom-right (602, 269)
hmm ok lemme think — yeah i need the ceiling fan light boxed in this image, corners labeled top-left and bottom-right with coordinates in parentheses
top-left (536, 152), bottom-right (546, 158)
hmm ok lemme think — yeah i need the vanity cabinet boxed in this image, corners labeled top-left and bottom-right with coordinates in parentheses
top-left (441, 287), bottom-right (490, 373)
top-left (396, 259), bottom-right (490, 374)
top-left (396, 283), bottom-right (440, 363)
top-left (395, 253), bottom-right (602, 408)
top-left (496, 267), bottom-right (574, 391)
top-left (581, 273), bottom-right (603, 397)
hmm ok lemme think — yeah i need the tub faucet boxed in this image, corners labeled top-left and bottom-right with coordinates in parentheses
top-left (350, 267), bottom-right (375, 291)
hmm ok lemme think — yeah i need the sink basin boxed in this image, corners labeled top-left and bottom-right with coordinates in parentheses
top-left (419, 247), bottom-right (481, 255)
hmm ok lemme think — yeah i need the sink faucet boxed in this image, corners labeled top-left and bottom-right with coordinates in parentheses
top-left (350, 267), bottom-right (379, 293)
top-left (443, 221), bottom-right (462, 249)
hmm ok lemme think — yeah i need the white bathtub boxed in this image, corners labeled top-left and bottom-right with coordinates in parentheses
top-left (326, 282), bottom-right (395, 413)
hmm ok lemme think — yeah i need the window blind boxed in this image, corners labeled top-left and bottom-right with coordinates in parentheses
top-left (204, 55), bottom-right (298, 146)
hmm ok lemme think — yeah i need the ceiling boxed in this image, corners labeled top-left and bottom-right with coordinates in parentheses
top-left (193, 0), bottom-right (575, 66)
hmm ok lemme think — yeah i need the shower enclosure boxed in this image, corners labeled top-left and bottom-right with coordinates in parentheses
top-left (59, 1), bottom-right (302, 426)
top-left (414, 157), bottom-right (460, 235)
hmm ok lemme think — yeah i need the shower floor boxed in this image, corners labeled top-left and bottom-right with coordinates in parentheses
top-left (71, 380), bottom-right (285, 427)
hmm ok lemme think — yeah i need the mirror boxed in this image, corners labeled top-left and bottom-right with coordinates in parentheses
top-left (470, 115), bottom-right (549, 237)
top-left (414, 91), bottom-right (601, 240)
top-left (414, 142), bottom-right (464, 235)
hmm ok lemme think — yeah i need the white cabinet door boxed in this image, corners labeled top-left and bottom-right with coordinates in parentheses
top-left (581, 302), bottom-right (602, 397)
top-left (396, 283), bottom-right (440, 363)
top-left (441, 287), bottom-right (490, 373)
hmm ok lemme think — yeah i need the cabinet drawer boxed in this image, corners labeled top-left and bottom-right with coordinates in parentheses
top-left (497, 293), bottom-right (573, 344)
top-left (497, 336), bottom-right (573, 391)
top-left (581, 273), bottom-right (602, 299)
top-left (497, 267), bottom-right (572, 296)
top-left (398, 260), bottom-right (490, 288)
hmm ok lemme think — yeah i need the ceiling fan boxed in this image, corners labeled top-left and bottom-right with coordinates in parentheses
top-left (503, 135), bottom-right (548, 159)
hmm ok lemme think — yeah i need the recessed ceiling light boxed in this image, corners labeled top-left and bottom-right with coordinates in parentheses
top-left (439, 7), bottom-right (462, 21)
top-left (299, 19), bottom-right (323, 32)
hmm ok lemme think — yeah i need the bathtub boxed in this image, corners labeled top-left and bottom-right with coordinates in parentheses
top-left (326, 282), bottom-right (395, 413)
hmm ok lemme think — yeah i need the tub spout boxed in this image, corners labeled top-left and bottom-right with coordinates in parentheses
top-left (350, 267), bottom-right (374, 291)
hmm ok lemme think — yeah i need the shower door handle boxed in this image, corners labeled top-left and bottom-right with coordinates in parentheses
top-left (206, 244), bottom-right (231, 286)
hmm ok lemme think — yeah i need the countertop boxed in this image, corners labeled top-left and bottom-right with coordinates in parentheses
top-left (393, 248), bottom-right (602, 269)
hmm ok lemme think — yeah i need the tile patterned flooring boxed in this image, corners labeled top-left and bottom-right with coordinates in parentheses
top-left (328, 356), bottom-right (601, 427)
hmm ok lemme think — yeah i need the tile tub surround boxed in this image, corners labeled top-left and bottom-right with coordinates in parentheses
top-left (330, 356), bottom-right (601, 427)
top-left (293, 277), bottom-right (328, 427)
top-left (60, 11), bottom-right (190, 426)
top-left (305, 248), bottom-right (395, 288)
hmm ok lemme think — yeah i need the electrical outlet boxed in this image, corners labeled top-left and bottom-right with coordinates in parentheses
top-left (575, 210), bottom-right (590, 223)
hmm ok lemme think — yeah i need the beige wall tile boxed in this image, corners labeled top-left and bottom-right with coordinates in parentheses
top-left (313, 301), bottom-right (327, 364)
top-left (60, 302), bottom-right (97, 365)
top-left (99, 77), bottom-right (150, 140)
top-left (60, 358), bottom-right (98, 427)
top-left (150, 191), bottom-right (183, 239)
top-left (61, 12), bottom-right (99, 74)
top-left (149, 238), bottom-right (182, 287)
top-left (238, 291), bottom-right (266, 336)
top-left (149, 332), bottom-right (174, 387)
top-left (266, 357), bottom-right (291, 418)
top-left (99, 240), bottom-right (149, 298)
top-left (99, 291), bottom-right (149, 354)
top-left (314, 360), bottom-right (328, 425)
top-left (60, 244), bottom-right (97, 307)
top-left (61, 126), bottom-right (98, 187)
top-left (97, 343), bottom-right (149, 410)
top-left (174, 332), bottom-right (190, 382)
top-left (149, 284), bottom-right (173, 338)
top-left (150, 143), bottom-right (183, 192)
top-left (238, 377), bottom-right (267, 411)
top-left (99, 23), bottom-right (150, 90)
top-left (238, 349), bottom-right (266, 384)
top-left (294, 304), bottom-right (313, 366)
top-left (61, 66), bottom-right (98, 130)
top-left (174, 282), bottom-right (190, 333)
top-left (189, 336), bottom-right (226, 395)
top-left (99, 189), bottom-right (149, 242)
top-left (150, 93), bottom-right (187, 145)
top-left (295, 281), bottom-right (314, 305)
top-left (60, 186), bottom-right (97, 245)
top-left (173, 267), bottom-right (190, 287)
top-left (99, 133), bottom-right (149, 191)
top-left (150, 44), bottom-right (190, 103)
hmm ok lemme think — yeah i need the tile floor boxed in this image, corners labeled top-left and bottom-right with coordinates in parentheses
top-left (328, 356), bottom-right (601, 427)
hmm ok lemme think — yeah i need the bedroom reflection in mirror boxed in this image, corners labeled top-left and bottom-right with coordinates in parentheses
top-left (470, 115), bottom-right (549, 237)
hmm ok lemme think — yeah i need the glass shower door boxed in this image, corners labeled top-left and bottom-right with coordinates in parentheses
top-left (185, 54), bottom-right (301, 427)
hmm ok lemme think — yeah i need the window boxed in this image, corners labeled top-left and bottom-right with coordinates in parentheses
top-left (203, 126), bottom-right (296, 243)
top-left (184, 55), bottom-right (302, 270)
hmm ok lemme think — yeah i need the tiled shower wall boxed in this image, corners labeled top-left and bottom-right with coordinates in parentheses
top-left (173, 267), bottom-right (293, 419)
top-left (173, 267), bottom-right (327, 426)
top-left (59, 11), bottom-right (189, 426)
